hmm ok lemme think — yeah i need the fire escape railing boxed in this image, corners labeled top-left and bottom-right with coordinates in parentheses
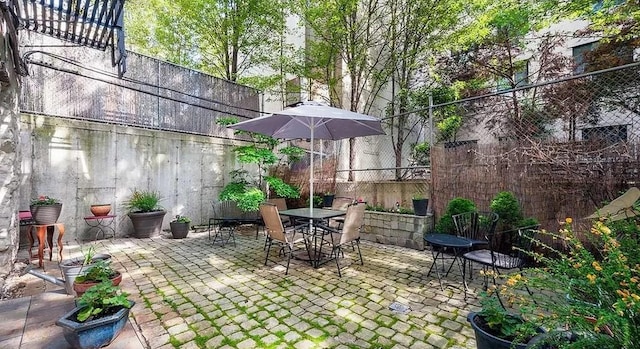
top-left (12, 0), bottom-right (126, 76)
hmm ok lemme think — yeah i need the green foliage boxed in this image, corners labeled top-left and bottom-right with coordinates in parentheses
top-left (30, 195), bottom-right (60, 206)
top-left (75, 260), bottom-right (117, 284)
top-left (124, 189), bottom-right (163, 213)
top-left (364, 204), bottom-right (415, 215)
top-left (436, 116), bottom-right (463, 142)
top-left (235, 145), bottom-right (278, 165)
top-left (265, 176), bottom-right (300, 199)
top-left (219, 184), bottom-right (266, 212)
top-left (490, 191), bottom-right (524, 230)
top-left (478, 293), bottom-right (538, 342)
top-left (307, 194), bottom-right (323, 208)
top-left (435, 198), bottom-right (476, 233)
top-left (76, 281), bottom-right (131, 322)
top-left (279, 146), bottom-right (305, 164)
top-left (411, 142), bottom-right (430, 166)
top-left (171, 215), bottom-right (191, 223)
top-left (482, 219), bottom-right (640, 348)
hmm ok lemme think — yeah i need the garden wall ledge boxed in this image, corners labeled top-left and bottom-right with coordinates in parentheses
top-left (361, 211), bottom-right (434, 250)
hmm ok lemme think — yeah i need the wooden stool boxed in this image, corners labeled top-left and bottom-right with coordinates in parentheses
top-left (27, 223), bottom-right (65, 269)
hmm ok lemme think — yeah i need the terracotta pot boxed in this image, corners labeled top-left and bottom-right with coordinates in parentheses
top-left (90, 204), bottom-right (111, 216)
top-left (30, 203), bottom-right (63, 224)
top-left (73, 272), bottom-right (122, 297)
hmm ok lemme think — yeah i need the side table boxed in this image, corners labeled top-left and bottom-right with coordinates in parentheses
top-left (27, 223), bottom-right (65, 269)
top-left (84, 215), bottom-right (117, 240)
top-left (424, 233), bottom-right (472, 290)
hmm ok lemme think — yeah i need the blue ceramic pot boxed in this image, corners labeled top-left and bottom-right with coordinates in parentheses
top-left (56, 301), bottom-right (134, 349)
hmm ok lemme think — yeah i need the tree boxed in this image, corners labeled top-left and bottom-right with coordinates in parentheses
top-left (125, 0), bottom-right (294, 87)
top-left (301, 0), bottom-right (396, 180)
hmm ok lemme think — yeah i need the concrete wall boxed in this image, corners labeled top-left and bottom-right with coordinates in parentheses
top-left (361, 211), bottom-right (434, 250)
top-left (19, 114), bottom-right (241, 243)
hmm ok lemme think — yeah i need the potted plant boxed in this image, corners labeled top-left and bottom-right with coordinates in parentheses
top-left (322, 192), bottom-right (335, 207)
top-left (169, 215), bottom-right (191, 239)
top-left (73, 260), bottom-right (122, 297)
top-left (29, 195), bottom-right (62, 224)
top-left (411, 195), bottom-right (429, 216)
top-left (56, 280), bottom-right (134, 349)
top-left (124, 189), bottom-right (166, 238)
top-left (468, 218), bottom-right (639, 349)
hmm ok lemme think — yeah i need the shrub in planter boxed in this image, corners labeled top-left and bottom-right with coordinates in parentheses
top-left (124, 189), bottom-right (166, 238)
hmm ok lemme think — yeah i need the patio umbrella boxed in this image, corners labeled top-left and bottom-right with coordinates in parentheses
top-left (228, 101), bottom-right (385, 213)
top-left (585, 187), bottom-right (640, 222)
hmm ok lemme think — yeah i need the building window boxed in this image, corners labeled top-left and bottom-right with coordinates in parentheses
top-left (582, 125), bottom-right (628, 144)
top-left (573, 42), bottom-right (598, 74)
top-left (497, 61), bottom-right (529, 91)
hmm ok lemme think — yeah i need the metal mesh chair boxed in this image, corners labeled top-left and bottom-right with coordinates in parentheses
top-left (208, 200), bottom-right (241, 247)
top-left (327, 196), bottom-right (354, 229)
top-left (259, 203), bottom-right (307, 275)
top-left (462, 225), bottom-right (539, 291)
top-left (318, 203), bottom-right (365, 277)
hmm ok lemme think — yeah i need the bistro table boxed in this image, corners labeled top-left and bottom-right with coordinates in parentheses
top-left (424, 233), bottom-right (472, 290)
top-left (279, 208), bottom-right (346, 268)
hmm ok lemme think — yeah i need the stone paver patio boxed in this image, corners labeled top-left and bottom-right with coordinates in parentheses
top-left (64, 228), bottom-right (483, 348)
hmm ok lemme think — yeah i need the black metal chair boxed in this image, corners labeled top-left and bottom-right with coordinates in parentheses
top-left (462, 225), bottom-right (539, 291)
top-left (453, 211), bottom-right (499, 279)
top-left (208, 200), bottom-right (241, 247)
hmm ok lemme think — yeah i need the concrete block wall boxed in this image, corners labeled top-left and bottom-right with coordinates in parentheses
top-left (361, 211), bottom-right (434, 250)
top-left (19, 114), bottom-right (243, 243)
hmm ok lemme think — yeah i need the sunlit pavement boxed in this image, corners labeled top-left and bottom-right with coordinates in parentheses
top-left (12, 228), bottom-right (485, 348)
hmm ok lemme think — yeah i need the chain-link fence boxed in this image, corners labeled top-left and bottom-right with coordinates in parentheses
top-left (431, 62), bottom-right (640, 230)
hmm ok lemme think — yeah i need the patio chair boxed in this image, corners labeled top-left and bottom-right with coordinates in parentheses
top-left (259, 203), bottom-right (308, 275)
top-left (208, 200), bottom-right (241, 247)
top-left (317, 202), bottom-right (366, 277)
top-left (327, 196), bottom-right (354, 229)
top-left (453, 211), bottom-right (498, 279)
top-left (267, 197), bottom-right (291, 227)
top-left (461, 225), bottom-right (539, 291)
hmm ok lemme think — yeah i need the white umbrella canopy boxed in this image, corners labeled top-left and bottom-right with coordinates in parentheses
top-left (228, 101), bottom-right (385, 212)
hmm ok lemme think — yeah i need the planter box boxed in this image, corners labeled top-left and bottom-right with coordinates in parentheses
top-left (56, 301), bottom-right (134, 349)
top-left (361, 211), bottom-right (434, 250)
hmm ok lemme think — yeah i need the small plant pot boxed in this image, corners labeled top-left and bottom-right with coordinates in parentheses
top-left (322, 194), bottom-right (335, 208)
top-left (170, 221), bottom-right (190, 239)
top-left (73, 272), bottom-right (123, 298)
top-left (467, 312), bottom-right (529, 349)
top-left (30, 203), bottom-right (63, 224)
top-left (90, 204), bottom-right (111, 217)
top-left (412, 199), bottom-right (428, 216)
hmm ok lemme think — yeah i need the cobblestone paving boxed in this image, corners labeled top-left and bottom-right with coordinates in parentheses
top-left (90, 230), bottom-right (483, 349)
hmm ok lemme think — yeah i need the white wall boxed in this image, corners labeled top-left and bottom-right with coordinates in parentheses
top-left (19, 114), bottom-right (242, 242)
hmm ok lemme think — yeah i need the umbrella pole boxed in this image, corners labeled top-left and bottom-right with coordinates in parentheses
top-left (308, 126), bottom-right (315, 236)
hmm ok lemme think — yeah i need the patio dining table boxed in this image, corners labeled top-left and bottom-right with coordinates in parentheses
top-left (279, 208), bottom-right (346, 268)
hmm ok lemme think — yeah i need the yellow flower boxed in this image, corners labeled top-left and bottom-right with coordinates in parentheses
top-left (592, 261), bottom-right (603, 271)
top-left (565, 217), bottom-right (573, 224)
top-left (631, 277), bottom-right (639, 284)
top-left (573, 263), bottom-right (582, 269)
top-left (632, 293), bottom-right (640, 302)
top-left (587, 274), bottom-right (596, 283)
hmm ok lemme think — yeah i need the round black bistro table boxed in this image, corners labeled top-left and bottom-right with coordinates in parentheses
top-left (424, 233), bottom-right (472, 290)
